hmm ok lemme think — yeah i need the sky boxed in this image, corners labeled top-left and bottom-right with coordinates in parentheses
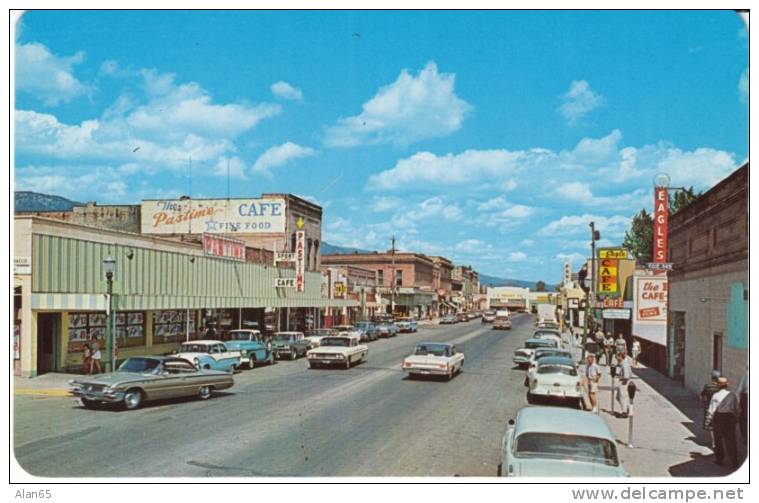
top-left (13, 10), bottom-right (748, 283)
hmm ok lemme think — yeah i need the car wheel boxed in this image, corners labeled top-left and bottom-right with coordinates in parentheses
top-left (203, 364), bottom-right (211, 370)
top-left (290, 350), bottom-right (297, 361)
top-left (248, 358), bottom-right (256, 370)
top-left (523, 376), bottom-right (529, 387)
top-left (123, 388), bottom-right (143, 410)
top-left (81, 397), bottom-right (100, 409)
top-left (526, 393), bottom-right (535, 405)
top-left (448, 368), bottom-right (454, 380)
top-left (268, 352), bottom-right (275, 365)
top-left (345, 359), bottom-right (351, 370)
top-left (497, 463), bottom-right (503, 477)
top-left (309, 361), bottom-right (318, 369)
top-left (198, 385), bottom-right (212, 400)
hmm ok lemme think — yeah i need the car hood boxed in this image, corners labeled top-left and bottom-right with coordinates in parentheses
top-left (70, 372), bottom-right (156, 386)
top-left (309, 346), bottom-right (362, 354)
top-left (513, 458), bottom-right (626, 477)
top-left (272, 341), bottom-right (294, 348)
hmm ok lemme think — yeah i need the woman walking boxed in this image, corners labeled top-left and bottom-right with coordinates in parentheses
top-left (82, 343), bottom-right (92, 375)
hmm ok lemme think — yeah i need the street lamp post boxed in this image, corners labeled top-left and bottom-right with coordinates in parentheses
top-left (102, 255), bottom-right (116, 373)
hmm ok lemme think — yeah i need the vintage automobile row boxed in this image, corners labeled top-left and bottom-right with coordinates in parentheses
top-left (499, 318), bottom-right (628, 477)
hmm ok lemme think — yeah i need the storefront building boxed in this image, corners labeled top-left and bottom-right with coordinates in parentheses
top-left (487, 287), bottom-right (529, 312)
top-left (13, 216), bottom-right (355, 377)
top-left (667, 163), bottom-right (748, 394)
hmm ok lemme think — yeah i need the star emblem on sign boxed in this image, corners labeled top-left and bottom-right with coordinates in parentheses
top-left (296, 217), bottom-right (305, 229)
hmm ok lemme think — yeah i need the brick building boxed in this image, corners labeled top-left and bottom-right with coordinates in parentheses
top-left (667, 163), bottom-right (748, 395)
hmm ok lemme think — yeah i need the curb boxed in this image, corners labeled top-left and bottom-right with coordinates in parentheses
top-left (15, 388), bottom-right (70, 397)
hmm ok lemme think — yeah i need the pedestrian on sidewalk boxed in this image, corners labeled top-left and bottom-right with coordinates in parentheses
top-left (615, 333), bottom-right (627, 356)
top-left (89, 337), bottom-right (102, 375)
top-left (585, 354), bottom-right (601, 413)
top-left (603, 334), bottom-right (615, 367)
top-left (614, 352), bottom-right (633, 418)
top-left (737, 367), bottom-right (748, 445)
top-left (701, 370), bottom-right (722, 448)
top-left (709, 377), bottom-right (740, 469)
top-left (631, 338), bottom-right (642, 368)
top-left (594, 328), bottom-right (605, 362)
top-left (82, 343), bottom-right (92, 375)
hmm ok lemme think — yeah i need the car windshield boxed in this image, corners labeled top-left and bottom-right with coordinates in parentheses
top-left (180, 343), bottom-right (210, 353)
top-left (356, 322), bottom-right (372, 328)
top-left (274, 334), bottom-right (295, 342)
top-left (117, 357), bottom-right (161, 373)
top-left (537, 364), bottom-right (577, 376)
top-left (525, 340), bottom-right (556, 349)
top-left (414, 344), bottom-right (449, 356)
top-left (515, 432), bottom-right (619, 466)
top-left (320, 337), bottom-right (350, 347)
top-left (335, 326), bottom-right (353, 332)
top-left (308, 329), bottom-right (333, 336)
top-left (535, 351), bottom-right (570, 360)
top-left (228, 331), bottom-right (259, 341)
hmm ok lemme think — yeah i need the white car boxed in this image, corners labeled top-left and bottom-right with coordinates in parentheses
top-left (334, 324), bottom-right (363, 338)
top-left (524, 348), bottom-right (574, 386)
top-left (532, 329), bottom-right (565, 348)
top-left (402, 342), bottom-right (464, 380)
top-left (307, 335), bottom-right (368, 369)
top-left (304, 328), bottom-right (338, 349)
top-left (527, 356), bottom-right (584, 408)
top-left (173, 340), bottom-right (242, 372)
top-left (513, 338), bottom-right (559, 367)
top-left (499, 406), bottom-right (627, 477)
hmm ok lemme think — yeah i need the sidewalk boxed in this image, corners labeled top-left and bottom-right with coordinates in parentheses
top-left (14, 372), bottom-right (77, 397)
top-left (568, 329), bottom-right (747, 477)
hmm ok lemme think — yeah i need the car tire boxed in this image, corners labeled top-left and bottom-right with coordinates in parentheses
top-left (290, 350), bottom-right (297, 361)
top-left (345, 359), bottom-right (351, 370)
top-left (448, 368), bottom-right (454, 381)
top-left (199, 385), bottom-right (212, 400)
top-left (309, 361), bottom-right (318, 369)
top-left (497, 463), bottom-right (502, 477)
top-left (268, 352), bottom-right (275, 365)
top-left (123, 388), bottom-right (143, 410)
top-left (248, 358), bottom-right (256, 370)
top-left (526, 393), bottom-right (536, 405)
top-left (81, 397), bottom-right (100, 409)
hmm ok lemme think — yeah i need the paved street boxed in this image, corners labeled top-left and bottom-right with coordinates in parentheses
top-left (15, 314), bottom-right (536, 478)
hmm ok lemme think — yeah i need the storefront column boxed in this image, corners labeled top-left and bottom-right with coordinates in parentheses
top-left (59, 311), bottom-right (69, 371)
top-left (20, 277), bottom-right (35, 377)
top-left (285, 307), bottom-right (290, 331)
top-left (145, 311), bottom-right (154, 350)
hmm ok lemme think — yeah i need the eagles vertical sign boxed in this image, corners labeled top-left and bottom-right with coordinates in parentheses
top-left (295, 230), bottom-right (306, 292)
top-left (654, 186), bottom-right (669, 263)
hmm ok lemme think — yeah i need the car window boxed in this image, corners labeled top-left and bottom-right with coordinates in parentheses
top-left (514, 432), bottom-right (619, 466)
top-left (537, 364), bottom-right (577, 376)
top-left (320, 337), bottom-right (349, 347)
top-left (118, 357), bottom-right (161, 373)
top-left (180, 344), bottom-right (211, 353)
top-left (164, 360), bottom-right (197, 374)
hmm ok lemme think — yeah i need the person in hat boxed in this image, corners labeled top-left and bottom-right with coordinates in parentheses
top-left (708, 377), bottom-right (740, 469)
top-left (700, 370), bottom-right (722, 448)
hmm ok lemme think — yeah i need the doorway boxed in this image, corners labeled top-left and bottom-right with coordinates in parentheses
top-left (36, 313), bottom-right (61, 375)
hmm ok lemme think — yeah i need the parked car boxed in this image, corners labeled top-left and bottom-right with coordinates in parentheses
top-left (69, 356), bottom-right (234, 410)
top-left (525, 348), bottom-right (574, 386)
top-left (402, 342), bottom-right (464, 380)
top-left (456, 312), bottom-right (469, 322)
top-left (499, 406), bottom-right (627, 477)
top-left (305, 328), bottom-right (338, 349)
top-left (334, 324), bottom-right (362, 337)
top-left (271, 331), bottom-right (309, 360)
top-left (532, 329), bottom-right (564, 348)
top-left (527, 356), bottom-right (584, 408)
top-left (174, 340), bottom-right (241, 372)
top-left (536, 319), bottom-right (561, 331)
top-left (307, 335), bottom-right (368, 369)
top-left (395, 317), bottom-right (418, 333)
top-left (225, 329), bottom-right (274, 368)
top-left (355, 321), bottom-right (380, 342)
top-left (482, 310), bottom-right (497, 323)
top-left (440, 315), bottom-right (458, 324)
top-left (513, 338), bottom-right (559, 368)
top-left (376, 320), bottom-right (398, 338)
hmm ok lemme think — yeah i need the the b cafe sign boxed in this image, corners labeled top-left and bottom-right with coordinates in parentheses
top-left (141, 198), bottom-right (286, 235)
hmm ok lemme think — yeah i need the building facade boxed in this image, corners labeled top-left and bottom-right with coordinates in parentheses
top-left (667, 163), bottom-right (748, 395)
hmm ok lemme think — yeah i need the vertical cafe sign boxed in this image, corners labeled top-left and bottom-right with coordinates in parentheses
top-left (653, 179), bottom-right (670, 263)
top-left (295, 230), bottom-right (306, 292)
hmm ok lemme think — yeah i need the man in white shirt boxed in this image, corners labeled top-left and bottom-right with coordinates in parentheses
top-left (585, 354), bottom-right (601, 413)
top-left (614, 352), bottom-right (633, 417)
top-left (736, 368), bottom-right (748, 444)
top-left (709, 377), bottom-right (740, 469)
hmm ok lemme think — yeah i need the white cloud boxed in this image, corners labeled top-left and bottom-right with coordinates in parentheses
top-left (324, 61), bottom-right (472, 147)
top-left (477, 196), bottom-right (509, 211)
top-left (521, 239), bottom-right (534, 246)
top-left (539, 214), bottom-right (632, 240)
top-left (508, 252), bottom-right (528, 262)
top-left (416, 197), bottom-right (463, 222)
top-left (271, 81), bottom-right (303, 101)
top-left (555, 252), bottom-right (587, 265)
top-left (213, 156), bottom-right (248, 180)
top-left (15, 165), bottom-right (129, 202)
top-left (15, 41), bottom-right (88, 106)
top-left (500, 205), bottom-right (534, 219)
top-left (251, 142), bottom-right (317, 177)
top-left (738, 68), bottom-right (748, 103)
top-left (372, 196), bottom-right (403, 212)
top-left (456, 239), bottom-right (486, 253)
top-left (558, 80), bottom-right (605, 125)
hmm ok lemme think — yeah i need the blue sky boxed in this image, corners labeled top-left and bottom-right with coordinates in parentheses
top-left (14, 10), bottom-right (748, 282)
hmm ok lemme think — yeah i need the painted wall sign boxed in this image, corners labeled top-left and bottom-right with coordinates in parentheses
top-left (598, 257), bottom-right (619, 295)
top-left (598, 248), bottom-right (629, 259)
top-left (653, 187), bottom-right (669, 263)
top-left (14, 256), bottom-right (32, 275)
top-left (633, 275), bottom-right (668, 345)
top-left (295, 230), bottom-right (306, 292)
top-left (141, 198), bottom-right (286, 235)
top-left (202, 234), bottom-right (246, 261)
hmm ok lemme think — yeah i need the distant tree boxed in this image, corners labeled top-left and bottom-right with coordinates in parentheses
top-left (670, 186), bottom-right (702, 214)
top-left (535, 280), bottom-right (546, 292)
top-left (623, 209), bottom-right (654, 263)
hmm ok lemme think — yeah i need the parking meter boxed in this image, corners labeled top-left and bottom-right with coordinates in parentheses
top-left (627, 380), bottom-right (638, 448)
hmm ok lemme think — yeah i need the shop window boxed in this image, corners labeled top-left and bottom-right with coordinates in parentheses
top-left (712, 332), bottom-right (723, 374)
top-left (67, 311), bottom-right (146, 356)
top-left (377, 270), bottom-right (384, 285)
top-left (395, 270), bottom-right (403, 286)
top-left (153, 310), bottom-right (196, 344)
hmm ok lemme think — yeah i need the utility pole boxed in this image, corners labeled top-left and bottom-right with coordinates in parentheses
top-left (580, 221), bottom-right (599, 363)
top-left (390, 235), bottom-right (396, 315)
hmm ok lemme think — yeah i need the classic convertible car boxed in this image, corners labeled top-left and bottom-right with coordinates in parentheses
top-left (307, 335), bottom-right (368, 369)
top-left (499, 406), bottom-right (627, 477)
top-left (402, 342), bottom-right (464, 380)
top-left (225, 329), bottom-right (274, 368)
top-left (527, 356), bottom-right (584, 407)
top-left (271, 331), bottom-right (309, 360)
top-left (174, 340), bottom-right (241, 372)
top-left (69, 356), bottom-right (234, 410)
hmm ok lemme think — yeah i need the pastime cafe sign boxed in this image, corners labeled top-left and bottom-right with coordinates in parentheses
top-left (141, 198), bottom-right (286, 235)
top-left (203, 234), bottom-right (245, 262)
